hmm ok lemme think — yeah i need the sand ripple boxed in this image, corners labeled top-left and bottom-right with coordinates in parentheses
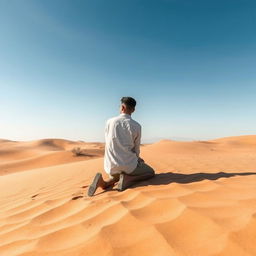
top-left (1, 135), bottom-right (256, 255)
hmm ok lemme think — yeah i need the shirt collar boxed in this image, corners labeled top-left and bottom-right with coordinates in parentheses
top-left (120, 113), bottom-right (131, 118)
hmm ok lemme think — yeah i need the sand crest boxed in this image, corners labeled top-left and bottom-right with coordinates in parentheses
top-left (0, 139), bottom-right (104, 175)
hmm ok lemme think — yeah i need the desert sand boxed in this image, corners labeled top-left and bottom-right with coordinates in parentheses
top-left (1, 135), bottom-right (256, 256)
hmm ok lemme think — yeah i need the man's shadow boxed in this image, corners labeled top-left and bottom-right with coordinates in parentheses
top-left (132, 171), bottom-right (256, 188)
top-left (96, 171), bottom-right (256, 196)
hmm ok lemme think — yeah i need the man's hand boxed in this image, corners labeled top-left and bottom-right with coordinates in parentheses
top-left (138, 157), bottom-right (145, 163)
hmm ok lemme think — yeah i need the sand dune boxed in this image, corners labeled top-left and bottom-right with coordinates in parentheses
top-left (0, 139), bottom-right (104, 175)
top-left (1, 135), bottom-right (256, 255)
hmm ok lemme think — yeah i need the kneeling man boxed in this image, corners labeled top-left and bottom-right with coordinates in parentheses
top-left (88, 96), bottom-right (155, 196)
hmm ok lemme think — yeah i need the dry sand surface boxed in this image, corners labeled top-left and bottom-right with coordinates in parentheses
top-left (1, 135), bottom-right (256, 256)
top-left (0, 139), bottom-right (104, 175)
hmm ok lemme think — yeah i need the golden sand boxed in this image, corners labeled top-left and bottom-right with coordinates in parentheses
top-left (0, 135), bottom-right (256, 256)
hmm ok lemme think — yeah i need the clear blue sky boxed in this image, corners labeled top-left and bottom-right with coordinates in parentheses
top-left (0, 0), bottom-right (255, 142)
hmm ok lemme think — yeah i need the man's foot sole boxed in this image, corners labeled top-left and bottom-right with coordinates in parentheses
top-left (117, 172), bottom-right (155, 192)
top-left (117, 173), bottom-right (137, 191)
top-left (117, 173), bottom-right (125, 191)
top-left (87, 173), bottom-right (102, 197)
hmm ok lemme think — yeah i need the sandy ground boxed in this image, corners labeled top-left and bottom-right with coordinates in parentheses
top-left (0, 139), bottom-right (104, 175)
top-left (1, 135), bottom-right (256, 256)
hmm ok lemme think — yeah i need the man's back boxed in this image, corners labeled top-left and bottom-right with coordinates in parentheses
top-left (104, 113), bottom-right (141, 175)
top-left (87, 97), bottom-right (155, 197)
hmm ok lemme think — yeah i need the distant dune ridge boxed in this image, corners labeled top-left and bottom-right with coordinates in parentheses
top-left (0, 139), bottom-right (104, 175)
top-left (1, 135), bottom-right (256, 255)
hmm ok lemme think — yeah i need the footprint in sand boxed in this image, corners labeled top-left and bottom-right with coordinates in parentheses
top-left (71, 190), bottom-right (84, 200)
top-left (31, 194), bottom-right (39, 200)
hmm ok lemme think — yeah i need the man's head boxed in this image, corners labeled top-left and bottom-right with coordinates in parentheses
top-left (120, 97), bottom-right (136, 115)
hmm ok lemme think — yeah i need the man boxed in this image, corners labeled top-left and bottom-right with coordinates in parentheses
top-left (88, 96), bottom-right (155, 197)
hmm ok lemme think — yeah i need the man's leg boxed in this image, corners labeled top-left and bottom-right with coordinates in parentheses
top-left (117, 162), bottom-right (155, 191)
top-left (87, 173), bottom-right (120, 197)
top-left (104, 174), bottom-right (120, 188)
top-left (130, 161), bottom-right (155, 177)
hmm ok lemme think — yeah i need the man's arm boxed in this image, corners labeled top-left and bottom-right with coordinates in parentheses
top-left (134, 125), bottom-right (141, 158)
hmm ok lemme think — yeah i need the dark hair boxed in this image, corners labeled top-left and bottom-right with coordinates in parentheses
top-left (121, 97), bottom-right (136, 109)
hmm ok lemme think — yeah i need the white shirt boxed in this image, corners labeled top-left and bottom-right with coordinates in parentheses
top-left (104, 113), bottom-right (141, 175)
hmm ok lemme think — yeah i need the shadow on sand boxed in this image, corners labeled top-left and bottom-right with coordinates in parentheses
top-left (134, 171), bottom-right (256, 187)
top-left (96, 171), bottom-right (256, 196)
